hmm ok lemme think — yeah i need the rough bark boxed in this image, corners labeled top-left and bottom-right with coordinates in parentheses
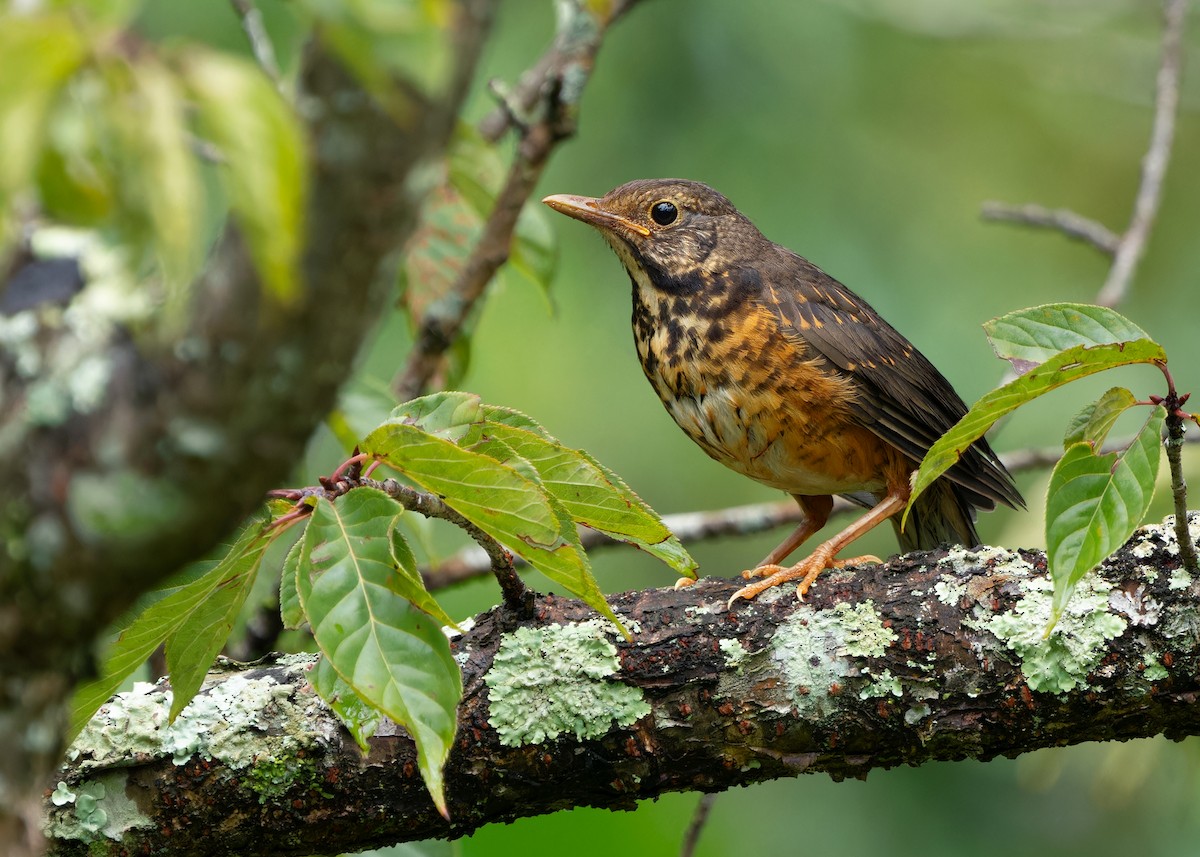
top-left (45, 516), bottom-right (1200, 856)
top-left (0, 4), bottom-right (493, 851)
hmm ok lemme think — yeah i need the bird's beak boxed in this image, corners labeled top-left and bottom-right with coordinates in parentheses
top-left (542, 194), bottom-right (652, 237)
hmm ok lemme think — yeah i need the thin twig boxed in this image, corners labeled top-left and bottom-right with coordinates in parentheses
top-left (679, 793), bottom-right (717, 857)
top-left (979, 202), bottom-right (1119, 256)
top-left (392, 0), bottom-right (647, 402)
top-left (371, 478), bottom-right (532, 615)
top-left (229, 0), bottom-right (284, 92)
top-left (1096, 0), bottom-right (1186, 307)
top-left (420, 434), bottom-right (1200, 591)
top-left (981, 0), bottom-right (1187, 309)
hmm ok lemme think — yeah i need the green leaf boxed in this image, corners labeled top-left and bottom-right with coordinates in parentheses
top-left (182, 48), bottom-right (306, 305)
top-left (905, 339), bottom-right (1166, 528)
top-left (68, 517), bottom-right (274, 740)
top-left (0, 15), bottom-right (85, 201)
top-left (390, 391), bottom-right (484, 443)
top-left (1046, 406), bottom-right (1165, 626)
top-left (483, 406), bottom-right (697, 577)
top-left (297, 488), bottom-right (461, 816)
top-left (397, 181), bottom-right (480, 328)
top-left (983, 303), bottom-right (1151, 374)
top-left (508, 199), bottom-right (558, 300)
top-left (362, 421), bottom-right (562, 549)
top-left (164, 533), bottom-right (267, 720)
top-left (279, 535), bottom-right (305, 630)
top-left (126, 58), bottom-right (203, 286)
top-left (390, 527), bottom-right (458, 629)
top-left (481, 421), bottom-right (696, 578)
top-left (1063, 387), bottom-right (1138, 449)
top-left (310, 654), bottom-right (381, 753)
top-left (363, 421), bottom-right (626, 633)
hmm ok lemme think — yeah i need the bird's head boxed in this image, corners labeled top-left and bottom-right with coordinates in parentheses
top-left (543, 179), bottom-right (760, 293)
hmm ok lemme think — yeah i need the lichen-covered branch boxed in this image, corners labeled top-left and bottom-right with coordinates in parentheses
top-left (46, 515), bottom-right (1200, 856)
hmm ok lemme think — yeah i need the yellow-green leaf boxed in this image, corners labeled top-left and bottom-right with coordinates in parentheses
top-left (296, 488), bottom-right (460, 816)
top-left (1046, 406), bottom-right (1165, 627)
top-left (182, 48), bottom-right (307, 305)
top-left (905, 339), bottom-right (1166, 529)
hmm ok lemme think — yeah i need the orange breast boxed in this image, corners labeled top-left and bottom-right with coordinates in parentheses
top-left (634, 295), bottom-right (905, 496)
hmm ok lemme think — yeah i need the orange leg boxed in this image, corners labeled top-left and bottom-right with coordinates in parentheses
top-left (728, 489), bottom-right (906, 607)
top-left (759, 494), bottom-right (833, 566)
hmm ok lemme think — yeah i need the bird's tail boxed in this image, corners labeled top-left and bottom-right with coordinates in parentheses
top-left (891, 478), bottom-right (979, 552)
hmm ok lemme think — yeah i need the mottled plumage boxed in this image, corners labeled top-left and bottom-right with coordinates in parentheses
top-left (544, 179), bottom-right (1022, 602)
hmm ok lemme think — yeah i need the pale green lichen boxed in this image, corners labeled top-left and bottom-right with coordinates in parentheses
top-left (69, 674), bottom-right (316, 771)
top-left (858, 669), bottom-right (902, 699)
top-left (719, 638), bottom-right (749, 673)
top-left (934, 577), bottom-right (966, 606)
top-left (904, 703), bottom-right (931, 724)
top-left (984, 574), bottom-right (1126, 694)
top-left (1168, 568), bottom-right (1192, 591)
top-left (43, 770), bottom-right (152, 843)
top-left (485, 620), bottom-right (650, 747)
top-left (771, 601), bottom-right (896, 717)
top-left (1143, 662), bottom-right (1169, 682)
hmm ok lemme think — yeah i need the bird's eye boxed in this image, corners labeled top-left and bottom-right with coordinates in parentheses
top-left (650, 201), bottom-right (678, 226)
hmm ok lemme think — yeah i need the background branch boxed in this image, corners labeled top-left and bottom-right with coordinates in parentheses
top-left (393, 0), bottom-right (647, 401)
top-left (981, 0), bottom-right (1187, 307)
top-left (47, 516), bottom-right (1200, 856)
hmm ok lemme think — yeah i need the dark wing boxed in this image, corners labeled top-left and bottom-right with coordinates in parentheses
top-left (757, 247), bottom-right (1023, 511)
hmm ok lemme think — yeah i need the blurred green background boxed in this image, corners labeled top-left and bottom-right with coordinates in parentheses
top-left (148, 0), bottom-right (1200, 854)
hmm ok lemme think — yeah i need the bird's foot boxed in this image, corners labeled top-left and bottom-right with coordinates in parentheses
top-left (728, 552), bottom-right (881, 607)
top-left (673, 577), bottom-right (697, 590)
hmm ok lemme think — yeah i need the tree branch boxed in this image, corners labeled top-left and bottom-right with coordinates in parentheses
top-left (393, 0), bottom-right (648, 401)
top-left (46, 515), bottom-right (1200, 856)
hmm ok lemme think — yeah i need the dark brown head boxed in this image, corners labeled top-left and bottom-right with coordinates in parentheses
top-left (542, 179), bottom-right (765, 295)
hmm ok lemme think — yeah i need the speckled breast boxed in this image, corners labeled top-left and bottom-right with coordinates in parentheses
top-left (630, 285), bottom-right (896, 498)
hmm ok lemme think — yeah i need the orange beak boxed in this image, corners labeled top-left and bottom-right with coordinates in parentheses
top-left (541, 194), bottom-right (652, 237)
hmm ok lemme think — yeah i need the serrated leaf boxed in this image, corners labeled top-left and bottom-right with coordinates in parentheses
top-left (482, 421), bottom-right (693, 568)
top-left (310, 654), bottom-right (381, 753)
top-left (398, 181), bottom-right (480, 328)
top-left (984, 303), bottom-right (1151, 374)
top-left (361, 421), bottom-right (562, 548)
top-left (480, 405), bottom-right (696, 577)
top-left (363, 421), bottom-right (625, 633)
top-left (280, 535), bottom-right (305, 630)
top-left (479, 404), bottom-right (554, 439)
top-left (165, 536), bottom-right (266, 720)
top-left (470, 434), bottom-right (541, 482)
top-left (1046, 406), bottom-right (1165, 626)
top-left (0, 15), bottom-right (85, 201)
top-left (390, 391), bottom-right (483, 443)
top-left (67, 516), bottom-right (275, 740)
top-left (182, 48), bottom-right (306, 305)
top-left (296, 488), bottom-right (461, 816)
top-left (906, 339), bottom-right (1166, 529)
top-left (390, 527), bottom-right (458, 628)
top-left (1064, 387), bottom-right (1138, 450)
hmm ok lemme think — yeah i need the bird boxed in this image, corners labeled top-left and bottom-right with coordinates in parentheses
top-left (542, 179), bottom-right (1023, 605)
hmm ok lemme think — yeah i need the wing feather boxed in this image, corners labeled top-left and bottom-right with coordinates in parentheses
top-left (758, 247), bottom-right (1022, 511)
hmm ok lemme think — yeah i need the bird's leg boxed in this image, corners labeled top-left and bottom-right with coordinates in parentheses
top-left (757, 494), bottom-right (833, 567)
top-left (729, 489), bottom-right (907, 606)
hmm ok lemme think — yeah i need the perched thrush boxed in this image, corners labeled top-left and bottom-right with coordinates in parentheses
top-left (543, 179), bottom-right (1024, 604)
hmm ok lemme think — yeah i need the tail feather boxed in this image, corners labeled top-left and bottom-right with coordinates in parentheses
top-left (891, 478), bottom-right (979, 552)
